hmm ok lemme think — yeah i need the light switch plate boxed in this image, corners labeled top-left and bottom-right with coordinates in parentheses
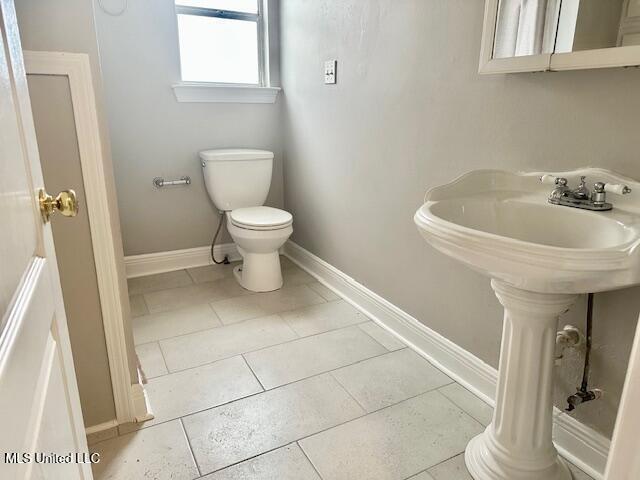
top-left (324, 60), bottom-right (337, 84)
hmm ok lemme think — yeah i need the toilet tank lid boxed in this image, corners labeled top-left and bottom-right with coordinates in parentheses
top-left (199, 149), bottom-right (274, 162)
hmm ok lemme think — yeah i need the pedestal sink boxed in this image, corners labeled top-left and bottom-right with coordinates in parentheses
top-left (414, 169), bottom-right (640, 480)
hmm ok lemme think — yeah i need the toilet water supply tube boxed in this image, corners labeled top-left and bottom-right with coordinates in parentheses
top-left (210, 211), bottom-right (230, 265)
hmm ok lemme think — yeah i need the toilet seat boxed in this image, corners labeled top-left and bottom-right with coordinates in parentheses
top-left (230, 206), bottom-right (293, 231)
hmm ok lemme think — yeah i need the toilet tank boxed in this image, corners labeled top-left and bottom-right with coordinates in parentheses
top-left (200, 149), bottom-right (274, 211)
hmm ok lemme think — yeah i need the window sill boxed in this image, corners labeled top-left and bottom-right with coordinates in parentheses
top-left (172, 82), bottom-right (281, 104)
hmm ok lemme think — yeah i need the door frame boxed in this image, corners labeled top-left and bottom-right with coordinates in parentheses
top-left (24, 51), bottom-right (152, 429)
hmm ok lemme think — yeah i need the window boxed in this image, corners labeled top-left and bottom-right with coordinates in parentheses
top-left (175, 0), bottom-right (266, 85)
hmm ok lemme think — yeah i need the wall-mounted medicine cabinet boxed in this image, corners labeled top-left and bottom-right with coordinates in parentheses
top-left (480, 0), bottom-right (640, 73)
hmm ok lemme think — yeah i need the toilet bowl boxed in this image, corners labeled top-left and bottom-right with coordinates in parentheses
top-left (200, 149), bottom-right (293, 292)
top-left (227, 206), bottom-right (293, 292)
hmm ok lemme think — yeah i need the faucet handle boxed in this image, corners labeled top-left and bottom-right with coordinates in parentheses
top-left (540, 175), bottom-right (567, 186)
top-left (605, 183), bottom-right (632, 195)
top-left (594, 182), bottom-right (632, 195)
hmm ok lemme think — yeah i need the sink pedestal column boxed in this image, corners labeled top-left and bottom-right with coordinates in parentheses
top-left (465, 280), bottom-right (577, 480)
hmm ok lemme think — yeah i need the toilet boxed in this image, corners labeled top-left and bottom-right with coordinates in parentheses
top-left (200, 149), bottom-right (293, 292)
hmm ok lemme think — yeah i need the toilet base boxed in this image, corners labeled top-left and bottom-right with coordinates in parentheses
top-left (234, 251), bottom-right (283, 292)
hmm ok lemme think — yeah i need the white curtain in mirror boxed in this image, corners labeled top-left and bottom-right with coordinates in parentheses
top-left (494, 0), bottom-right (561, 58)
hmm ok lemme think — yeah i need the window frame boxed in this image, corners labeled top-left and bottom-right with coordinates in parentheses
top-left (175, 0), bottom-right (269, 87)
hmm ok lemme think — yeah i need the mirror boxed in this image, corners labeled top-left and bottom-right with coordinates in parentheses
top-left (556, 0), bottom-right (639, 52)
top-left (493, 0), bottom-right (560, 59)
top-left (480, 0), bottom-right (640, 73)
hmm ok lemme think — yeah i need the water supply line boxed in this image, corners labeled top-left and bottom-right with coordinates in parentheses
top-left (210, 211), bottom-right (230, 265)
top-left (566, 293), bottom-right (602, 411)
top-left (582, 293), bottom-right (594, 392)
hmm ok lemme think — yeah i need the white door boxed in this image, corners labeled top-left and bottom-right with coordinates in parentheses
top-left (0, 0), bottom-right (92, 479)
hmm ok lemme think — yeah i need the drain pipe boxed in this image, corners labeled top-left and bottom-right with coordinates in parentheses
top-left (566, 293), bottom-right (602, 411)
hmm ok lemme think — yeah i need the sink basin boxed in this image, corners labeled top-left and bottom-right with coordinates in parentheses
top-left (415, 169), bottom-right (640, 294)
top-left (414, 169), bottom-right (640, 480)
top-left (427, 196), bottom-right (635, 248)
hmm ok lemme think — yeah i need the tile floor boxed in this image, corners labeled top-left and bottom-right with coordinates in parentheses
top-left (92, 258), bottom-right (593, 480)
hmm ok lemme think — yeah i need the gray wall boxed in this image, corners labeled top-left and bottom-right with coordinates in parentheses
top-left (93, 0), bottom-right (283, 256)
top-left (16, 0), bottom-right (138, 427)
top-left (279, 0), bottom-right (640, 438)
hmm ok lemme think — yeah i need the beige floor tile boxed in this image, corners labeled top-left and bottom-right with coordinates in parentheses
top-left (144, 277), bottom-right (250, 314)
top-left (307, 282), bottom-right (340, 301)
top-left (438, 383), bottom-right (493, 426)
top-left (129, 294), bottom-right (149, 318)
top-left (128, 270), bottom-right (193, 295)
top-left (133, 304), bottom-right (222, 345)
top-left (182, 374), bottom-right (364, 475)
top-left (210, 285), bottom-right (325, 325)
top-left (187, 262), bottom-right (239, 284)
top-left (359, 322), bottom-right (406, 350)
top-left (299, 390), bottom-right (483, 480)
top-left (160, 315), bottom-right (298, 372)
top-left (136, 342), bottom-right (168, 379)
top-left (200, 443), bottom-right (321, 480)
top-left (427, 454), bottom-right (471, 479)
top-left (408, 472), bottom-right (436, 480)
top-left (425, 454), bottom-right (592, 480)
top-left (143, 356), bottom-right (262, 427)
top-left (244, 325), bottom-right (387, 389)
top-left (332, 349), bottom-right (452, 412)
top-left (282, 266), bottom-right (316, 287)
top-left (279, 256), bottom-right (296, 269)
top-left (91, 420), bottom-right (198, 480)
top-left (281, 300), bottom-right (366, 337)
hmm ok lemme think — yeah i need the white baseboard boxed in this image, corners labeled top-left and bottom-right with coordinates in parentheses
top-left (85, 380), bottom-right (154, 445)
top-left (85, 420), bottom-right (118, 446)
top-left (283, 240), bottom-right (610, 480)
top-left (131, 381), bottom-right (154, 423)
top-left (553, 411), bottom-right (611, 479)
top-left (85, 419), bottom-right (118, 435)
top-left (124, 244), bottom-right (240, 278)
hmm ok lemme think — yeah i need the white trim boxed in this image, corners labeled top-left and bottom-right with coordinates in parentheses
top-left (85, 419), bottom-right (118, 435)
top-left (84, 372), bottom-right (155, 443)
top-left (85, 420), bottom-right (118, 446)
top-left (282, 240), bottom-right (610, 480)
top-left (124, 244), bottom-right (240, 278)
top-left (172, 82), bottom-right (281, 103)
top-left (604, 313), bottom-right (640, 479)
top-left (479, 53), bottom-right (551, 75)
top-left (24, 51), bottom-right (150, 425)
top-left (260, 0), bottom-right (272, 86)
top-left (550, 45), bottom-right (640, 71)
top-left (130, 381), bottom-right (154, 423)
top-left (554, 412), bottom-right (610, 478)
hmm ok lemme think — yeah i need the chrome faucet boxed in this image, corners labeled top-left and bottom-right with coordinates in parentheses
top-left (571, 176), bottom-right (591, 200)
top-left (540, 175), bottom-right (631, 211)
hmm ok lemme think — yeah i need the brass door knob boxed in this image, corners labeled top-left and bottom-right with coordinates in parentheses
top-left (39, 189), bottom-right (79, 222)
